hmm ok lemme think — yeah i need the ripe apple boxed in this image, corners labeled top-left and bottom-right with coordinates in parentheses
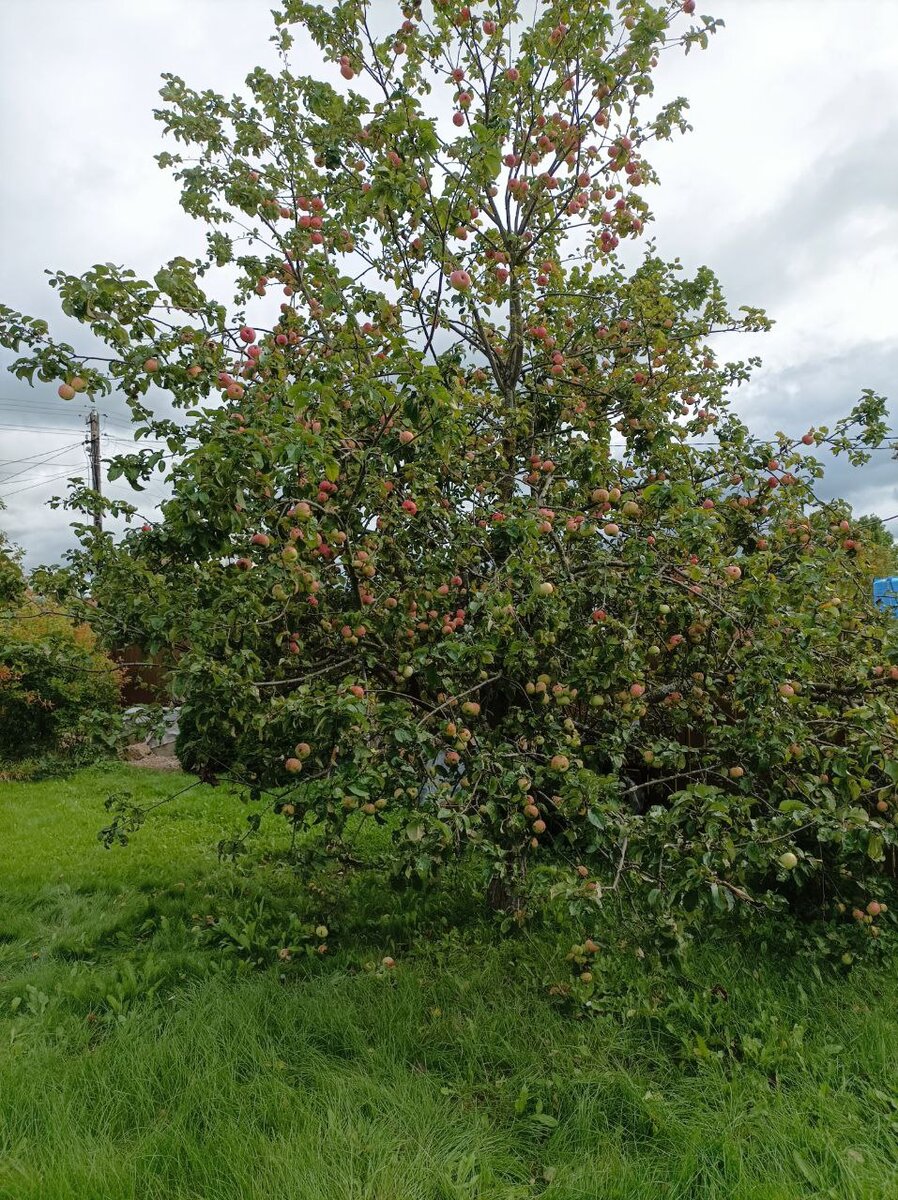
top-left (250, 532), bottom-right (270, 547)
top-left (629, 683), bottom-right (645, 698)
top-left (143, 358), bottom-right (159, 373)
top-left (550, 754), bottom-right (570, 771)
top-left (57, 383), bottom-right (76, 400)
top-left (461, 700), bottom-right (481, 716)
top-left (532, 819), bottom-right (547, 834)
top-left (449, 269), bottom-right (472, 291)
top-left (284, 757), bottom-right (303, 773)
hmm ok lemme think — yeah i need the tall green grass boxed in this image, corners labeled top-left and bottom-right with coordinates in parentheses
top-left (1, 765), bottom-right (897, 1199)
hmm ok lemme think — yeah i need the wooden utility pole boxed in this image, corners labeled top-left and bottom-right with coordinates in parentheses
top-left (87, 408), bottom-right (102, 532)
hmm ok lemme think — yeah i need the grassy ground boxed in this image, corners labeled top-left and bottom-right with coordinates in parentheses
top-left (1, 765), bottom-right (897, 1199)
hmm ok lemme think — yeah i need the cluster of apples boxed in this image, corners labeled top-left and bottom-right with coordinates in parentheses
top-left (842, 898), bottom-right (889, 938)
top-left (284, 740), bottom-right (312, 774)
top-left (517, 779), bottom-right (548, 844)
top-left (57, 375), bottom-right (88, 400)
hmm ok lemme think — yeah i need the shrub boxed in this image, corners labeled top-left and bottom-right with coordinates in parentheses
top-left (0, 593), bottom-right (122, 766)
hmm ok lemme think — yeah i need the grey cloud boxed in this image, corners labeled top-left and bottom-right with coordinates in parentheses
top-left (650, 119), bottom-right (898, 311)
top-left (733, 340), bottom-right (898, 521)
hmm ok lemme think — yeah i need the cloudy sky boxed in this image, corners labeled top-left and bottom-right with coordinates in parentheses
top-left (1, 0), bottom-right (896, 565)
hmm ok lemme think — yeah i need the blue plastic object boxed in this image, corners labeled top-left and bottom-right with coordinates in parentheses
top-left (873, 577), bottom-right (898, 614)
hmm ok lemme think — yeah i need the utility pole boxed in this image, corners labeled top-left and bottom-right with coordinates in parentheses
top-left (87, 408), bottom-right (102, 532)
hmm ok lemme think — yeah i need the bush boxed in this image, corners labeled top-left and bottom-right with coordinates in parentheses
top-left (0, 594), bottom-right (122, 767)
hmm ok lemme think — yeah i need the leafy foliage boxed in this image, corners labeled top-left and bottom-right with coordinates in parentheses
top-left (3, 0), bottom-right (898, 944)
top-left (0, 514), bottom-right (25, 606)
top-left (0, 588), bottom-right (122, 767)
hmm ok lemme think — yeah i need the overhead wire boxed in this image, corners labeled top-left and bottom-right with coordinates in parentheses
top-left (2, 469), bottom-right (83, 499)
top-left (0, 441), bottom-right (83, 468)
top-left (0, 422), bottom-right (87, 435)
top-left (0, 444), bottom-right (86, 485)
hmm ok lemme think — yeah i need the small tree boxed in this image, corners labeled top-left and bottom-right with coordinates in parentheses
top-left (0, 511), bottom-right (122, 768)
top-left (2, 1), bottom-right (897, 935)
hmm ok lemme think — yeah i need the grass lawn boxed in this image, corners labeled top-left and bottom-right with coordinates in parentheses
top-left (1, 764), bottom-right (897, 1199)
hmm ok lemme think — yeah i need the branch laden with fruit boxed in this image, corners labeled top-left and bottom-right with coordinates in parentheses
top-left (3, 0), bottom-right (897, 944)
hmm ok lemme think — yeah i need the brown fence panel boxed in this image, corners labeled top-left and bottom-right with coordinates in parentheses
top-left (113, 644), bottom-right (172, 706)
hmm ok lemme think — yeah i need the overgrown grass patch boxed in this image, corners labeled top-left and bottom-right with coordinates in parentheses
top-left (1, 764), bottom-right (897, 1199)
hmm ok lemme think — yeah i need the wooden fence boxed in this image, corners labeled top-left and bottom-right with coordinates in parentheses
top-left (112, 644), bottom-right (172, 706)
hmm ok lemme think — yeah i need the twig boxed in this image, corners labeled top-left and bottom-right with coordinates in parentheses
top-left (611, 837), bottom-right (629, 890)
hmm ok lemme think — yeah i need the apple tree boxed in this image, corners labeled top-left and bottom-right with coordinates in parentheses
top-left (3, 0), bottom-right (897, 940)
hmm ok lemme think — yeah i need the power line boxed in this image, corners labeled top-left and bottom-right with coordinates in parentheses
top-left (0, 455), bottom-right (85, 486)
top-left (2, 469), bottom-right (82, 499)
top-left (0, 422), bottom-right (86, 434)
top-left (0, 441), bottom-right (83, 468)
